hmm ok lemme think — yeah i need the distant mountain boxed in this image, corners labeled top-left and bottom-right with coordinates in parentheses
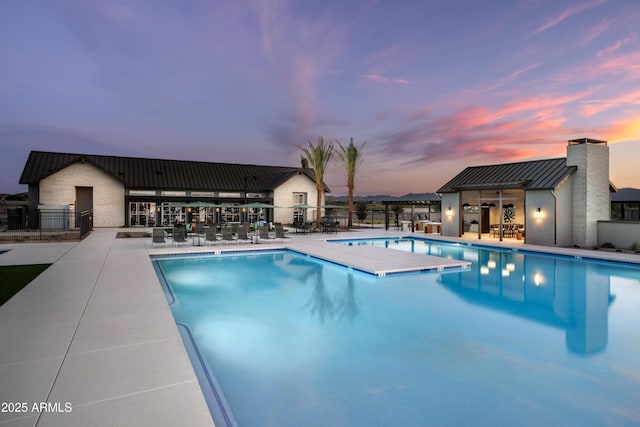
top-left (326, 192), bottom-right (440, 203)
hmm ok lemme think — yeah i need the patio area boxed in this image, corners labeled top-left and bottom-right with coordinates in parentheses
top-left (1, 227), bottom-right (638, 426)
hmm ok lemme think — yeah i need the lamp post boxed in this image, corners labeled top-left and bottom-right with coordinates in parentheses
top-left (243, 175), bottom-right (258, 222)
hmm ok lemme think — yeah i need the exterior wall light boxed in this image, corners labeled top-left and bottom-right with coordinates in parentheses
top-left (535, 208), bottom-right (542, 219)
top-left (446, 207), bottom-right (453, 216)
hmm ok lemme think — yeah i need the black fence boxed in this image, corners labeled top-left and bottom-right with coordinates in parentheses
top-left (0, 207), bottom-right (93, 242)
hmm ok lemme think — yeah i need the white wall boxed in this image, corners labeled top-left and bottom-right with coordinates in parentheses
top-left (525, 190), bottom-right (556, 246)
top-left (597, 221), bottom-right (640, 248)
top-left (39, 162), bottom-right (125, 227)
top-left (273, 173), bottom-right (321, 224)
top-left (441, 193), bottom-right (460, 237)
top-left (554, 176), bottom-right (574, 246)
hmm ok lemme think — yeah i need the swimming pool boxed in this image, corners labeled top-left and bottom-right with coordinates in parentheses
top-left (153, 241), bottom-right (640, 426)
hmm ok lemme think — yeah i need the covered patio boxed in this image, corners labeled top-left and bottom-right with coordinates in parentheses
top-left (456, 188), bottom-right (526, 241)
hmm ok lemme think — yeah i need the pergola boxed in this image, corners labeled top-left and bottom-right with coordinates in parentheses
top-left (382, 194), bottom-right (441, 231)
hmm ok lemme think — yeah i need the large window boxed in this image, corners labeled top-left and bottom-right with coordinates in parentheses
top-left (161, 205), bottom-right (185, 225)
top-left (129, 202), bottom-right (155, 227)
top-left (220, 205), bottom-right (240, 223)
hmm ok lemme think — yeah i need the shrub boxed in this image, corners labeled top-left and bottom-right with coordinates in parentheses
top-left (600, 242), bottom-right (615, 249)
top-left (630, 242), bottom-right (640, 253)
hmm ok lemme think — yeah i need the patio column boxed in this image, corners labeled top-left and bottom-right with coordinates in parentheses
top-left (498, 190), bottom-right (503, 242)
top-left (477, 190), bottom-right (482, 240)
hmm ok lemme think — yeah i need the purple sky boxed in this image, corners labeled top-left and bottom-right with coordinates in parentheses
top-left (1, 0), bottom-right (639, 195)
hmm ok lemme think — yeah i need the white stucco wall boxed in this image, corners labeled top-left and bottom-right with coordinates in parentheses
top-left (273, 173), bottom-right (322, 224)
top-left (554, 176), bottom-right (574, 247)
top-left (440, 193), bottom-right (460, 237)
top-left (39, 162), bottom-right (125, 227)
top-left (525, 190), bottom-right (556, 246)
top-left (597, 221), bottom-right (640, 249)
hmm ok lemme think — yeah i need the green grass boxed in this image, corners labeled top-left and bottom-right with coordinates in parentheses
top-left (0, 264), bottom-right (51, 306)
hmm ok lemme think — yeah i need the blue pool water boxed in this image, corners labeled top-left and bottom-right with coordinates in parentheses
top-left (153, 240), bottom-right (640, 426)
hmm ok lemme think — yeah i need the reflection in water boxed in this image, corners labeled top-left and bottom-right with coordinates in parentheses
top-left (304, 264), bottom-right (335, 324)
top-left (439, 250), bottom-right (614, 355)
top-left (337, 238), bottom-right (623, 354)
top-left (301, 262), bottom-right (360, 325)
top-left (336, 273), bottom-right (358, 324)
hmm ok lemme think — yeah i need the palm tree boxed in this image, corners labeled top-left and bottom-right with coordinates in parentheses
top-left (297, 136), bottom-right (334, 229)
top-left (337, 137), bottom-right (366, 228)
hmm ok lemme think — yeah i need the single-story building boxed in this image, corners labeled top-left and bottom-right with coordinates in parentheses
top-left (437, 138), bottom-right (613, 247)
top-left (19, 151), bottom-right (329, 227)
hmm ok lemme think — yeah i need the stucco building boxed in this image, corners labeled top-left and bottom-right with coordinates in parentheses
top-left (19, 151), bottom-right (329, 227)
top-left (437, 138), bottom-right (613, 247)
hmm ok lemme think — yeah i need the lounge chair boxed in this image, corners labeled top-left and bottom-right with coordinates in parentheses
top-left (172, 226), bottom-right (189, 246)
top-left (204, 227), bottom-right (220, 245)
top-left (259, 225), bottom-right (275, 242)
top-left (152, 228), bottom-right (168, 247)
top-left (274, 223), bottom-right (292, 242)
top-left (236, 225), bottom-right (251, 244)
top-left (220, 226), bottom-right (235, 245)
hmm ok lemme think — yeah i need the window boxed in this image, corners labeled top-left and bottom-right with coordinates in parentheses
top-left (129, 202), bottom-right (155, 227)
top-left (293, 193), bottom-right (307, 223)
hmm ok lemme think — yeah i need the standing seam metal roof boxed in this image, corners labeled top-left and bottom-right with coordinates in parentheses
top-left (437, 158), bottom-right (576, 193)
top-left (19, 151), bottom-right (330, 192)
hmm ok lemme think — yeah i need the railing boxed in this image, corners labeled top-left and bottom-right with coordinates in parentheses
top-left (0, 207), bottom-right (93, 242)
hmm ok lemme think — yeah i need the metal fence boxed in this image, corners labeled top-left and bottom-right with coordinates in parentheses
top-left (0, 207), bottom-right (93, 242)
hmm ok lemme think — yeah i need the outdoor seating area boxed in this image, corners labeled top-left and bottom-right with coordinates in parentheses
top-left (151, 222), bottom-right (296, 247)
top-left (490, 224), bottom-right (524, 239)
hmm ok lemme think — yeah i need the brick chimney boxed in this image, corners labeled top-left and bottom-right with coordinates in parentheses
top-left (566, 138), bottom-right (610, 247)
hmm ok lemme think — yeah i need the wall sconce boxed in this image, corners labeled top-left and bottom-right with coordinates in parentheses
top-left (535, 208), bottom-right (542, 219)
top-left (446, 207), bottom-right (453, 216)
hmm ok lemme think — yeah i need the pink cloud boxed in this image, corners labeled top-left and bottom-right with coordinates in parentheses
top-left (481, 63), bottom-right (539, 91)
top-left (582, 90), bottom-right (640, 116)
top-left (362, 73), bottom-right (411, 85)
top-left (597, 35), bottom-right (635, 57)
top-left (530, 0), bottom-right (607, 36)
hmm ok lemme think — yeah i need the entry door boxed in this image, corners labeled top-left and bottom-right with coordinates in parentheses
top-left (481, 207), bottom-right (490, 233)
top-left (76, 187), bottom-right (93, 213)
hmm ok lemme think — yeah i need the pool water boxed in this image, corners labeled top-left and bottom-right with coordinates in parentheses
top-left (154, 242), bottom-right (640, 426)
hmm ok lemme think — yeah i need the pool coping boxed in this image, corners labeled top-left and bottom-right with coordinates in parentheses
top-left (1, 227), bottom-right (639, 426)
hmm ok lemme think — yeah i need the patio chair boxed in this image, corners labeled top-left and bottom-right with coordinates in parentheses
top-left (172, 226), bottom-right (189, 246)
top-left (151, 228), bottom-right (168, 247)
top-left (236, 224), bottom-right (251, 244)
top-left (220, 226), bottom-right (235, 244)
top-left (274, 223), bottom-right (292, 242)
top-left (259, 225), bottom-right (275, 241)
top-left (204, 227), bottom-right (220, 246)
top-left (194, 222), bottom-right (205, 236)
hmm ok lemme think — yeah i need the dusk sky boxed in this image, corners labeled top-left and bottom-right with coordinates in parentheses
top-left (1, 0), bottom-right (639, 196)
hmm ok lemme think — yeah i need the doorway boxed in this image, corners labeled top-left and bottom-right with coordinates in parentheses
top-left (481, 206), bottom-right (490, 233)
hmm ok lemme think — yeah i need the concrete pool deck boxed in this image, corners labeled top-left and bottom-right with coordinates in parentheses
top-left (1, 228), bottom-right (639, 426)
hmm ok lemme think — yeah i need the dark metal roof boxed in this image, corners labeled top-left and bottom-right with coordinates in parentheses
top-left (381, 193), bottom-right (441, 204)
top-left (611, 187), bottom-right (640, 202)
top-left (437, 158), bottom-right (576, 193)
top-left (19, 151), bottom-right (330, 192)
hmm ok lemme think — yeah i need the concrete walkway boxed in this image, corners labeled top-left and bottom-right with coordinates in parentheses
top-left (0, 230), bottom-right (213, 427)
